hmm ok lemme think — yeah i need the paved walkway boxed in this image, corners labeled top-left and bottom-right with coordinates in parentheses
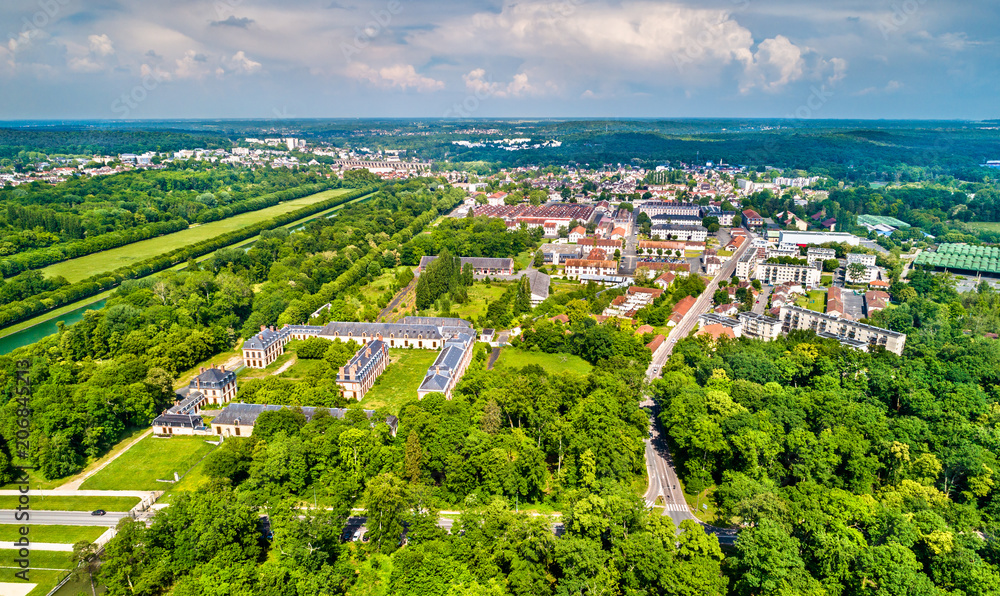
top-left (54, 429), bottom-right (152, 491)
top-left (0, 542), bottom-right (75, 552)
top-left (486, 347), bottom-right (501, 370)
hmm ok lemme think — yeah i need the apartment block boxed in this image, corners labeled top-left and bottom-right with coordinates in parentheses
top-left (778, 305), bottom-right (906, 355)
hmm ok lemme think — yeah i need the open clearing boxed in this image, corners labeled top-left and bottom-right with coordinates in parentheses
top-left (795, 290), bottom-right (827, 313)
top-left (965, 222), bottom-right (1000, 232)
top-left (79, 436), bottom-right (217, 491)
top-left (42, 188), bottom-right (351, 283)
top-left (361, 349), bottom-right (439, 413)
top-left (494, 348), bottom-right (593, 376)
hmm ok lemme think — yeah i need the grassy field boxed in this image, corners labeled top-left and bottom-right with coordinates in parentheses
top-left (79, 436), bottom-right (217, 491)
top-left (0, 549), bottom-right (74, 570)
top-left (6, 569), bottom-right (71, 596)
top-left (494, 348), bottom-right (593, 376)
top-left (452, 282), bottom-right (511, 320)
top-left (965, 222), bottom-right (1000, 232)
top-left (358, 268), bottom-right (406, 304)
top-left (42, 189), bottom-right (351, 283)
top-left (0, 496), bottom-right (139, 511)
top-left (360, 349), bottom-right (439, 413)
top-left (684, 485), bottom-right (719, 525)
top-left (795, 290), bottom-right (827, 312)
top-left (0, 525), bottom-right (106, 544)
top-left (820, 274), bottom-right (834, 286)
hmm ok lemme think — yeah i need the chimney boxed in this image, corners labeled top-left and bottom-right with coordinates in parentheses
top-left (365, 347), bottom-right (371, 358)
top-left (196, 379), bottom-right (201, 389)
top-left (220, 365), bottom-right (226, 373)
top-left (339, 366), bottom-right (347, 379)
top-left (200, 366), bottom-right (205, 373)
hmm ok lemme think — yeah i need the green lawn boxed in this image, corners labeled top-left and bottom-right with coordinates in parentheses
top-left (0, 525), bottom-right (106, 544)
top-left (361, 349), bottom-right (440, 413)
top-left (965, 222), bottom-right (1000, 232)
top-left (79, 436), bottom-right (218, 491)
top-left (820, 274), bottom-right (834, 286)
top-left (795, 290), bottom-right (827, 313)
top-left (7, 569), bottom-right (70, 596)
top-left (0, 549), bottom-right (74, 570)
top-left (358, 267), bottom-right (409, 304)
top-left (684, 485), bottom-right (719, 525)
top-left (0, 496), bottom-right (139, 511)
top-left (452, 282), bottom-right (511, 321)
top-left (42, 189), bottom-right (351, 283)
top-left (159, 447), bottom-right (217, 504)
top-left (494, 348), bottom-right (593, 376)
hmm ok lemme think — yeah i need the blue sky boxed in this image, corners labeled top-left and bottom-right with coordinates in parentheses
top-left (1, 0), bottom-right (997, 120)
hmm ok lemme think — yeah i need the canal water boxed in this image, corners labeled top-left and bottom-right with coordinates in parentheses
top-left (0, 298), bottom-right (108, 355)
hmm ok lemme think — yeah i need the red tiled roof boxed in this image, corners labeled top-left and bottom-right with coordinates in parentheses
top-left (672, 295), bottom-right (697, 316)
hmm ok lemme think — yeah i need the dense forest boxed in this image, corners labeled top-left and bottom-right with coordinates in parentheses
top-left (655, 275), bottom-right (1000, 595)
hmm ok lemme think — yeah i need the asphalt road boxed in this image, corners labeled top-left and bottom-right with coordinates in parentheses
top-left (0, 510), bottom-right (131, 527)
top-left (639, 230), bottom-right (754, 546)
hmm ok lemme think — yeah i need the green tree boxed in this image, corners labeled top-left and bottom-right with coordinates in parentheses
top-left (364, 473), bottom-right (409, 553)
top-left (405, 430), bottom-right (422, 484)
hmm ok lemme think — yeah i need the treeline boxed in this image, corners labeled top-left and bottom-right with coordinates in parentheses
top-left (402, 215), bottom-right (542, 265)
top-left (415, 249), bottom-right (473, 309)
top-left (0, 186), bottom-right (376, 331)
top-left (0, 128), bottom-right (228, 158)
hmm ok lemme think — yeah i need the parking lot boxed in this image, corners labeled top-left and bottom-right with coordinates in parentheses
top-left (954, 274), bottom-right (1000, 293)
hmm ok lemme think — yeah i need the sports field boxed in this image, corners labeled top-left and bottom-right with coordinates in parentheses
top-left (42, 188), bottom-right (351, 283)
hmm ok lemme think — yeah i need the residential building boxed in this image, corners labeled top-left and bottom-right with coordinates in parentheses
top-left (698, 313), bottom-right (742, 339)
top-left (742, 209), bottom-right (764, 228)
top-left (773, 210), bottom-right (808, 230)
top-left (638, 201), bottom-right (701, 218)
top-left (827, 286), bottom-right (845, 318)
top-left (650, 224), bottom-right (708, 242)
top-left (152, 365), bottom-right (237, 436)
top-left (242, 325), bottom-right (286, 369)
top-left (735, 251), bottom-right (758, 280)
top-left (419, 256), bottom-right (514, 276)
top-left (738, 312), bottom-right (782, 341)
top-left (755, 262), bottom-right (821, 286)
top-left (565, 259), bottom-right (619, 278)
top-left (336, 339), bottom-right (389, 400)
top-left (603, 286), bottom-right (664, 319)
top-left (417, 334), bottom-right (476, 399)
top-left (669, 295), bottom-right (697, 326)
top-left (650, 214), bottom-right (703, 226)
top-left (211, 403), bottom-right (398, 438)
top-left (778, 305), bottom-right (907, 355)
top-left (704, 255), bottom-right (722, 275)
top-left (654, 271), bottom-right (677, 289)
top-left (542, 244), bottom-right (584, 264)
top-left (569, 226), bottom-right (587, 243)
top-left (865, 290), bottom-right (890, 316)
top-left (807, 247), bottom-right (836, 265)
top-left (847, 253), bottom-right (877, 268)
top-left (637, 240), bottom-right (704, 256)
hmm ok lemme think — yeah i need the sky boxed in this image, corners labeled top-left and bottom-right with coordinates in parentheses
top-left (1, 0), bottom-right (998, 120)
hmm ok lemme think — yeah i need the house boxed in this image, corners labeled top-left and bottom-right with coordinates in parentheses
top-left (821, 218), bottom-right (837, 231)
top-left (587, 248), bottom-right (608, 261)
top-left (603, 286), bottom-right (663, 319)
top-left (243, 325), bottom-right (287, 369)
top-left (542, 244), bottom-right (584, 264)
top-left (211, 403), bottom-right (398, 439)
top-left (865, 290), bottom-right (890, 316)
top-left (487, 192), bottom-right (508, 206)
top-left (668, 295), bottom-right (697, 326)
top-left (827, 286), bottom-right (845, 318)
top-left (654, 271), bottom-right (676, 289)
top-left (635, 324), bottom-right (655, 335)
top-left (774, 210), bottom-right (808, 231)
top-left (569, 226), bottom-right (587, 243)
top-left (419, 256), bottom-right (514, 276)
top-left (697, 313), bottom-right (742, 338)
top-left (610, 227), bottom-right (627, 240)
top-left (704, 256), bottom-right (722, 275)
top-left (714, 303), bottom-right (739, 316)
top-left (549, 314), bottom-right (570, 324)
top-left (742, 209), bottom-right (764, 228)
top-left (565, 259), bottom-right (619, 278)
top-left (646, 334), bottom-right (667, 358)
top-left (336, 339), bottom-right (389, 400)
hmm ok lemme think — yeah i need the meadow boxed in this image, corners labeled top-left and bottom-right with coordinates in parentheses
top-left (79, 436), bottom-right (218, 491)
top-left (42, 189), bottom-right (351, 283)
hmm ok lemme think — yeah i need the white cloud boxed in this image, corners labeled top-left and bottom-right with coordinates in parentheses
top-left (88, 34), bottom-right (115, 56)
top-left (226, 50), bottom-right (261, 74)
top-left (463, 68), bottom-right (555, 98)
top-left (347, 63), bottom-right (444, 92)
top-left (174, 50), bottom-right (212, 79)
top-left (740, 35), bottom-right (805, 93)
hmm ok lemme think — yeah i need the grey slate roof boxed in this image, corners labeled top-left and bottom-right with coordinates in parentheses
top-left (189, 367), bottom-right (236, 390)
top-left (419, 256), bottom-right (514, 270)
top-left (152, 413), bottom-right (205, 429)
top-left (523, 270), bottom-right (550, 299)
top-left (212, 402), bottom-right (398, 434)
